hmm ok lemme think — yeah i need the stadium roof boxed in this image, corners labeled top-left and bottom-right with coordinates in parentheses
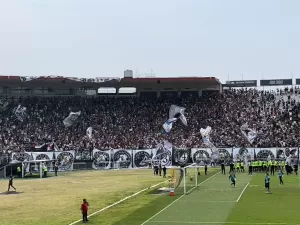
top-left (0, 75), bottom-right (221, 89)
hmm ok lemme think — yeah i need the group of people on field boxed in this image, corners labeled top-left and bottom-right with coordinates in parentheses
top-left (228, 160), bottom-right (298, 175)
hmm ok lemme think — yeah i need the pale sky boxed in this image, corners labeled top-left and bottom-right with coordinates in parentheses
top-left (0, 0), bottom-right (299, 83)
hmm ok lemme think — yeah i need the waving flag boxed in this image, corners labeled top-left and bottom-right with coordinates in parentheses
top-left (162, 105), bottom-right (187, 134)
top-left (240, 123), bottom-right (257, 144)
top-left (14, 105), bottom-right (27, 122)
top-left (86, 127), bottom-right (93, 139)
top-left (200, 126), bottom-right (219, 158)
top-left (169, 105), bottom-right (187, 126)
top-left (63, 111), bottom-right (81, 127)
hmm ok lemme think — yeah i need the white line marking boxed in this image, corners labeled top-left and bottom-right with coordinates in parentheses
top-left (236, 181), bottom-right (250, 202)
top-left (196, 200), bottom-right (236, 203)
top-left (68, 181), bottom-right (166, 225)
top-left (147, 221), bottom-right (289, 224)
top-left (141, 171), bottom-right (221, 225)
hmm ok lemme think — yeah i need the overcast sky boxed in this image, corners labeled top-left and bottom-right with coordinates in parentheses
top-left (0, 0), bottom-right (299, 83)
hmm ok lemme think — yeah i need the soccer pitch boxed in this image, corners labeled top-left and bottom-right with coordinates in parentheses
top-left (0, 168), bottom-right (299, 225)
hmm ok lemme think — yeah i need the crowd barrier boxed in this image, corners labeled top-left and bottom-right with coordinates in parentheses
top-left (1, 147), bottom-right (299, 173)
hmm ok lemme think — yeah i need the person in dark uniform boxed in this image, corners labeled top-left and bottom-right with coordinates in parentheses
top-left (162, 165), bottom-right (167, 178)
top-left (294, 163), bottom-right (298, 175)
top-left (154, 165), bottom-right (158, 175)
top-left (221, 162), bottom-right (225, 174)
top-left (278, 170), bottom-right (284, 185)
top-left (204, 163), bottom-right (208, 175)
top-left (229, 161), bottom-right (234, 173)
top-left (54, 163), bottom-right (59, 176)
top-left (248, 161), bottom-right (253, 176)
top-left (159, 164), bottom-right (162, 176)
top-left (8, 175), bottom-right (16, 192)
top-left (270, 161), bottom-right (275, 176)
top-left (285, 162), bottom-right (290, 175)
top-left (265, 173), bottom-right (270, 193)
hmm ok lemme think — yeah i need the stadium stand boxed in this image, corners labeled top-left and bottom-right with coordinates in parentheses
top-left (1, 87), bottom-right (300, 155)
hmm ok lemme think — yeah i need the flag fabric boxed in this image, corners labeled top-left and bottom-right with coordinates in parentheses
top-left (63, 111), bottom-right (81, 127)
top-left (169, 105), bottom-right (187, 126)
top-left (200, 126), bottom-right (219, 158)
top-left (14, 105), bottom-right (27, 122)
top-left (162, 105), bottom-right (188, 134)
top-left (86, 127), bottom-right (93, 139)
top-left (162, 118), bottom-right (177, 134)
top-left (162, 140), bottom-right (172, 152)
top-left (240, 123), bottom-right (257, 144)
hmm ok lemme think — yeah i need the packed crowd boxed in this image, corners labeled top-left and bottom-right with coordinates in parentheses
top-left (0, 87), bottom-right (300, 153)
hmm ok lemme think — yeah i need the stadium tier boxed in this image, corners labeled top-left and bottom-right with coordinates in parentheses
top-left (0, 76), bottom-right (300, 165)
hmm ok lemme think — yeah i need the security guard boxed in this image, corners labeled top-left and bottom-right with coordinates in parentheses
top-left (17, 166), bottom-right (21, 178)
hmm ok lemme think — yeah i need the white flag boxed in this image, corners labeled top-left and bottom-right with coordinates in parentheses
top-left (169, 105), bottom-right (187, 126)
top-left (200, 126), bottom-right (219, 158)
top-left (240, 123), bottom-right (257, 144)
top-left (63, 111), bottom-right (81, 127)
top-left (86, 127), bottom-right (93, 139)
top-left (14, 105), bottom-right (27, 122)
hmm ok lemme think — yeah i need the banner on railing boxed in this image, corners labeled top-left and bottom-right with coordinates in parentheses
top-left (7, 147), bottom-right (300, 171)
top-left (11, 151), bottom-right (75, 171)
top-left (92, 149), bottom-right (111, 169)
top-left (133, 149), bottom-right (153, 168)
top-left (172, 148), bottom-right (191, 166)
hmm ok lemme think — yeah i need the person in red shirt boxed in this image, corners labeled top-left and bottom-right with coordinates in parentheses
top-left (81, 199), bottom-right (89, 223)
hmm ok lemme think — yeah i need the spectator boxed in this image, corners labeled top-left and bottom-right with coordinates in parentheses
top-left (0, 88), bottom-right (300, 153)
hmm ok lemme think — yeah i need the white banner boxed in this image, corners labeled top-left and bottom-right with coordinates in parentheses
top-left (172, 148), bottom-right (190, 166)
top-left (216, 148), bottom-right (232, 165)
top-left (55, 151), bottom-right (75, 171)
top-left (31, 152), bottom-right (55, 171)
top-left (152, 147), bottom-right (172, 167)
top-left (92, 149), bottom-right (111, 169)
top-left (232, 147), bottom-right (256, 165)
top-left (191, 148), bottom-right (211, 165)
top-left (10, 151), bottom-right (75, 172)
top-left (256, 148), bottom-right (276, 161)
top-left (112, 149), bottom-right (133, 169)
top-left (133, 149), bottom-right (153, 168)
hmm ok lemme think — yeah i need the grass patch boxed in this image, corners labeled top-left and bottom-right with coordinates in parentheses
top-left (88, 168), bottom-right (220, 225)
top-left (0, 169), bottom-right (164, 225)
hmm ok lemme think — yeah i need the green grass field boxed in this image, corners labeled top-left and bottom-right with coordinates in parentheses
top-left (1, 167), bottom-right (299, 225)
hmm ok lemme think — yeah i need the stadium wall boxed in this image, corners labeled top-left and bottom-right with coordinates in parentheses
top-left (2, 147), bottom-right (298, 174)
